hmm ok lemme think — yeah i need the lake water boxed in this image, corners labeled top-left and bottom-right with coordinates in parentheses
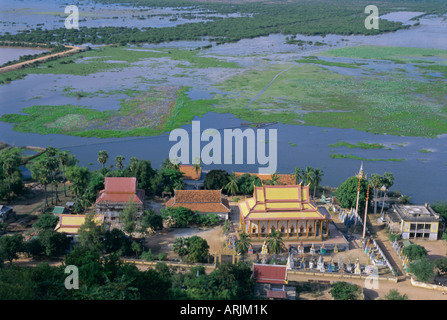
top-left (0, 47), bottom-right (50, 65)
top-left (0, 5), bottom-right (446, 205)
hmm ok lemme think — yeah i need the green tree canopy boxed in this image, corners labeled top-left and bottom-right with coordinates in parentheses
top-left (161, 206), bottom-right (195, 228)
top-left (335, 176), bottom-right (369, 211)
top-left (33, 213), bottom-right (60, 231)
top-left (403, 244), bottom-right (428, 261)
top-left (204, 169), bottom-right (230, 191)
top-left (329, 281), bottom-right (362, 300)
top-left (409, 257), bottom-right (435, 283)
top-left (186, 235), bottom-right (209, 263)
top-left (0, 233), bottom-right (23, 264)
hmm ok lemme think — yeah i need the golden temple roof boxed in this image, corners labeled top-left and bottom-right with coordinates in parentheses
top-left (238, 185), bottom-right (329, 221)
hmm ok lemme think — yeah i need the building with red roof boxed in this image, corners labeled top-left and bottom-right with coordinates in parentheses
top-left (165, 189), bottom-right (231, 219)
top-left (253, 264), bottom-right (288, 285)
top-left (95, 177), bottom-right (145, 223)
top-left (253, 264), bottom-right (293, 300)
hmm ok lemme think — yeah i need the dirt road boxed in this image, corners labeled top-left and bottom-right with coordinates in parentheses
top-left (0, 45), bottom-right (86, 74)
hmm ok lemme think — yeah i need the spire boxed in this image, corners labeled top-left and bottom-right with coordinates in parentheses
top-left (356, 161), bottom-right (365, 179)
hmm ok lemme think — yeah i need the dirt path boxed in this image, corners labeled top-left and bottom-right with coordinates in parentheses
top-left (0, 45), bottom-right (86, 74)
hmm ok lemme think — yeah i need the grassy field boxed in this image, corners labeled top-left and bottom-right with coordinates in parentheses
top-left (210, 46), bottom-right (447, 138)
top-left (0, 45), bottom-right (240, 83)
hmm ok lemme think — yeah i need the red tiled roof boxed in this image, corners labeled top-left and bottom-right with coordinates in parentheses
top-left (233, 172), bottom-right (297, 185)
top-left (253, 264), bottom-right (287, 284)
top-left (179, 165), bottom-right (201, 181)
top-left (166, 190), bottom-right (230, 213)
top-left (267, 290), bottom-right (287, 299)
top-left (95, 177), bottom-right (144, 204)
top-left (105, 177), bottom-right (137, 193)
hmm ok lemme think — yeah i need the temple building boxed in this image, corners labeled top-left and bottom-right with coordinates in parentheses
top-left (166, 189), bottom-right (231, 219)
top-left (385, 203), bottom-right (445, 240)
top-left (238, 184), bottom-right (331, 240)
top-left (54, 214), bottom-right (105, 250)
top-left (54, 214), bottom-right (105, 235)
top-left (95, 177), bottom-right (145, 223)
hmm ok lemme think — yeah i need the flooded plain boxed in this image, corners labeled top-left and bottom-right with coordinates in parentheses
top-left (0, 3), bottom-right (446, 204)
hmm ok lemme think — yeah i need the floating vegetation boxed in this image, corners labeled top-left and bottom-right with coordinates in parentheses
top-left (328, 141), bottom-right (386, 149)
top-left (330, 154), bottom-right (405, 162)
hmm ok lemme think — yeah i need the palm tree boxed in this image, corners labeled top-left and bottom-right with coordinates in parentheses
top-left (303, 166), bottom-right (315, 186)
top-left (97, 150), bottom-right (109, 169)
top-left (58, 151), bottom-right (69, 197)
top-left (2, 152), bottom-right (20, 201)
top-left (173, 180), bottom-right (185, 190)
top-left (380, 172), bottom-right (394, 217)
top-left (267, 229), bottom-right (284, 254)
top-left (66, 166), bottom-right (90, 199)
top-left (224, 173), bottom-right (239, 196)
top-left (235, 232), bottom-right (252, 255)
top-left (31, 159), bottom-right (52, 210)
top-left (369, 173), bottom-right (383, 217)
top-left (294, 167), bottom-right (303, 184)
top-left (312, 168), bottom-right (324, 198)
top-left (129, 157), bottom-right (139, 173)
top-left (45, 155), bottom-right (59, 205)
top-left (173, 237), bottom-right (189, 262)
top-left (114, 155), bottom-right (125, 171)
top-left (271, 172), bottom-right (282, 185)
top-left (193, 157), bottom-right (202, 176)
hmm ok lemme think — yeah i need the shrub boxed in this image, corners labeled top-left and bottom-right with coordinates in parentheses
top-left (403, 244), bottom-right (427, 261)
top-left (141, 250), bottom-right (155, 261)
top-left (329, 282), bottom-right (362, 300)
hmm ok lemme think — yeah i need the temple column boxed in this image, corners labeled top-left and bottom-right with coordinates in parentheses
top-left (306, 220), bottom-right (309, 238)
top-left (287, 220), bottom-right (290, 239)
top-left (258, 220), bottom-right (260, 238)
top-left (320, 220), bottom-right (323, 239)
top-left (249, 220), bottom-right (252, 237)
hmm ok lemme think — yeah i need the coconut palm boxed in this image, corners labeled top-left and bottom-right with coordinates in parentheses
top-left (173, 180), bottom-right (185, 190)
top-left (271, 172), bottom-right (282, 185)
top-left (235, 232), bottom-right (252, 255)
top-left (267, 229), bottom-right (284, 254)
top-left (293, 167), bottom-right (304, 184)
top-left (303, 166), bottom-right (315, 186)
top-left (224, 173), bottom-right (239, 196)
top-left (193, 157), bottom-right (202, 174)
